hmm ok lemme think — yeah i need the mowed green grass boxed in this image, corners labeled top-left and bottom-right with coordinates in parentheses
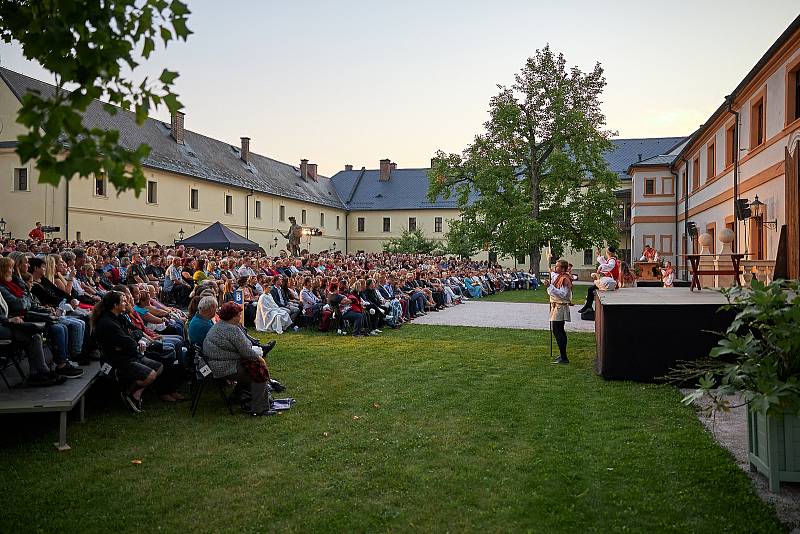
top-left (1, 325), bottom-right (780, 533)
top-left (482, 284), bottom-right (590, 304)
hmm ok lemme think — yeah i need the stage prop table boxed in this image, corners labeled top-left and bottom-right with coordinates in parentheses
top-left (594, 287), bottom-right (736, 381)
top-left (686, 253), bottom-right (744, 291)
top-left (634, 261), bottom-right (661, 281)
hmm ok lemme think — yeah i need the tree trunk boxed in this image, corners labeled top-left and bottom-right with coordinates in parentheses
top-left (530, 248), bottom-right (541, 274)
top-left (529, 159), bottom-right (541, 274)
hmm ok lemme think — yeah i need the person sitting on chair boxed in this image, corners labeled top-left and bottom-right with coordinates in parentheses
top-left (203, 302), bottom-right (275, 417)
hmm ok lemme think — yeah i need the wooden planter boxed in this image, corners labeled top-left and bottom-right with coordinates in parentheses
top-left (747, 408), bottom-right (800, 492)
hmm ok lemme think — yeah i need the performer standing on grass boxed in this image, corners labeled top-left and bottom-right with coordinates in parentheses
top-left (544, 259), bottom-right (572, 365)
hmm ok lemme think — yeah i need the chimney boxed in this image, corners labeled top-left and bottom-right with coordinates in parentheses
top-left (379, 158), bottom-right (391, 181)
top-left (390, 162), bottom-right (397, 172)
top-left (171, 111), bottom-right (185, 144)
top-left (300, 159), bottom-right (309, 180)
top-left (345, 164), bottom-right (353, 171)
top-left (307, 163), bottom-right (318, 181)
top-left (240, 137), bottom-right (250, 163)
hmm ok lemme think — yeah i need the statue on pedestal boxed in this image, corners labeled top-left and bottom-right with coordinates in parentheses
top-left (282, 216), bottom-right (303, 257)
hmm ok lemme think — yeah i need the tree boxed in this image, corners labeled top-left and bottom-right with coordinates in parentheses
top-left (443, 218), bottom-right (479, 258)
top-left (0, 0), bottom-right (192, 194)
top-left (382, 227), bottom-right (438, 254)
top-left (428, 45), bottom-right (619, 271)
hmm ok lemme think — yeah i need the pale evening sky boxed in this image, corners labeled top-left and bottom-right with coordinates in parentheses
top-left (1, 1), bottom-right (798, 177)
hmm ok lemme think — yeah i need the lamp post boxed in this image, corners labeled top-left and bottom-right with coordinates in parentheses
top-left (748, 195), bottom-right (778, 231)
top-left (331, 241), bottom-right (336, 252)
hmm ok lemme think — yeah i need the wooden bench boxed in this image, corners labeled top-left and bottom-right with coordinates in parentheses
top-left (0, 361), bottom-right (101, 451)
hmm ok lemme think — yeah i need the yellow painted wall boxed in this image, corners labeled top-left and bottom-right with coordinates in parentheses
top-left (345, 209), bottom-right (459, 253)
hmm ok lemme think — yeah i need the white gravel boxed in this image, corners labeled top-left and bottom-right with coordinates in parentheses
top-left (410, 300), bottom-right (596, 332)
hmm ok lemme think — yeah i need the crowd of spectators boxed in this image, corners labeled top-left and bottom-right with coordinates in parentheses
top-left (0, 236), bottom-right (541, 413)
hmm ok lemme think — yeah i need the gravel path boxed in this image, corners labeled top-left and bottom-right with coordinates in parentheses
top-left (411, 300), bottom-right (596, 332)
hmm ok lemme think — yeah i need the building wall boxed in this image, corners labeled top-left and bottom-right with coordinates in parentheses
top-left (345, 209), bottom-right (458, 254)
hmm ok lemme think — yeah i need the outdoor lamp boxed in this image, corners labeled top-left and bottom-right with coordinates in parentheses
top-left (332, 241), bottom-right (336, 251)
top-left (749, 195), bottom-right (778, 231)
top-left (0, 218), bottom-right (6, 234)
top-left (178, 228), bottom-right (185, 240)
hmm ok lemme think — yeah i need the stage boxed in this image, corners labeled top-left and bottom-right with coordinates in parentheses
top-left (594, 287), bottom-right (737, 381)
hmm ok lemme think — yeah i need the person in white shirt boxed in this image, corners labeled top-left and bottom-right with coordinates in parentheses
top-left (578, 247), bottom-right (619, 314)
top-left (543, 259), bottom-right (572, 364)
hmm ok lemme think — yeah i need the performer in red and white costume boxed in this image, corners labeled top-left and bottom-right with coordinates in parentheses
top-left (578, 246), bottom-right (619, 315)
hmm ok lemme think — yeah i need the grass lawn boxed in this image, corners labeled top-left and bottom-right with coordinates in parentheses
top-left (1, 325), bottom-right (781, 533)
top-left (482, 284), bottom-right (590, 304)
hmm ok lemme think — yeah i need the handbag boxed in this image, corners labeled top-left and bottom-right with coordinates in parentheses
top-left (240, 358), bottom-right (269, 383)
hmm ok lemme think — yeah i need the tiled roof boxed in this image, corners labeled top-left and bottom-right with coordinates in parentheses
top-left (0, 67), bottom-right (346, 210)
top-left (604, 137), bottom-right (687, 180)
top-left (330, 167), bottom-right (469, 210)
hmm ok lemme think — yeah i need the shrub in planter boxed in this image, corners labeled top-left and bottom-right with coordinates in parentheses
top-left (682, 279), bottom-right (800, 492)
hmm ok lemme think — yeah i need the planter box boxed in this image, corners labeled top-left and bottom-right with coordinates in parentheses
top-left (747, 408), bottom-right (800, 492)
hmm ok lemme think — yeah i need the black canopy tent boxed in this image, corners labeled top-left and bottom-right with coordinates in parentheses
top-left (176, 221), bottom-right (261, 251)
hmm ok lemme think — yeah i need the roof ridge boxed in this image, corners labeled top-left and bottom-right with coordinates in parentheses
top-left (0, 66), bottom-right (322, 179)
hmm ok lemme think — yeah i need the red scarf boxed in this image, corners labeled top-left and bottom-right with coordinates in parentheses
top-left (1, 279), bottom-right (25, 298)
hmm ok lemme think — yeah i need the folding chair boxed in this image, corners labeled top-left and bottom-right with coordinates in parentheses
top-left (189, 344), bottom-right (235, 417)
top-left (0, 339), bottom-right (27, 388)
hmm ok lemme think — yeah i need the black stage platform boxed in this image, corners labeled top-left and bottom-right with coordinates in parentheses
top-left (594, 287), bottom-right (736, 381)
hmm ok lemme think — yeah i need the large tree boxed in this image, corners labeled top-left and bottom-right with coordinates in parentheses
top-left (0, 0), bottom-right (191, 194)
top-left (428, 45), bottom-right (619, 270)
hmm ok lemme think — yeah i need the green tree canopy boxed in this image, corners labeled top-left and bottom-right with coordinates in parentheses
top-left (382, 227), bottom-right (439, 255)
top-left (428, 45), bottom-right (619, 270)
top-left (0, 0), bottom-right (192, 194)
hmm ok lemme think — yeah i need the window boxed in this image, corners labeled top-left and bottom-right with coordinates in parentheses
top-left (336, 215), bottom-right (340, 230)
top-left (301, 209), bottom-right (307, 225)
top-left (13, 168), bottom-right (28, 191)
top-left (516, 254), bottom-right (526, 265)
top-left (644, 178), bottom-right (655, 195)
top-left (750, 94), bottom-right (765, 149)
top-left (408, 217), bottom-right (417, 231)
top-left (279, 205), bottom-right (285, 222)
top-left (583, 249), bottom-right (594, 265)
top-left (146, 180), bottom-right (157, 204)
top-left (434, 217), bottom-right (442, 233)
top-left (707, 140), bottom-right (715, 179)
top-left (225, 194), bottom-right (233, 215)
top-left (320, 212), bottom-right (325, 227)
top-left (255, 200), bottom-right (262, 219)
top-left (788, 61), bottom-right (800, 124)
top-left (725, 123), bottom-right (735, 168)
top-left (95, 172), bottom-right (107, 196)
top-left (383, 217), bottom-right (390, 232)
top-left (643, 234), bottom-right (655, 250)
top-left (190, 188), bottom-right (199, 210)
top-left (76, 231), bottom-right (81, 242)
top-left (357, 217), bottom-right (365, 232)
top-left (692, 157), bottom-right (700, 191)
top-left (795, 69), bottom-right (800, 122)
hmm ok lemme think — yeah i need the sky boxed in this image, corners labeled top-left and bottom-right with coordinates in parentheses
top-left (1, 1), bottom-right (799, 177)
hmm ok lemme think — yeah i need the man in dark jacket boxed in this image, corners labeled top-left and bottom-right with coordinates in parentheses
top-left (93, 291), bottom-right (162, 413)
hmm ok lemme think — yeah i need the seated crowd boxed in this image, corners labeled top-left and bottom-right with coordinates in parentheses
top-left (0, 237), bottom-right (540, 413)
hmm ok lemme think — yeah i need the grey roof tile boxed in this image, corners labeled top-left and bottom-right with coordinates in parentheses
top-left (0, 67), bottom-right (346, 210)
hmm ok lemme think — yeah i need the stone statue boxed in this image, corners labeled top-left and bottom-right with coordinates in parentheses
top-left (282, 216), bottom-right (303, 257)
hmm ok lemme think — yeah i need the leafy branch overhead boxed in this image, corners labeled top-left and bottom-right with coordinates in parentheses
top-left (428, 45), bottom-right (619, 268)
top-left (0, 0), bottom-right (192, 194)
